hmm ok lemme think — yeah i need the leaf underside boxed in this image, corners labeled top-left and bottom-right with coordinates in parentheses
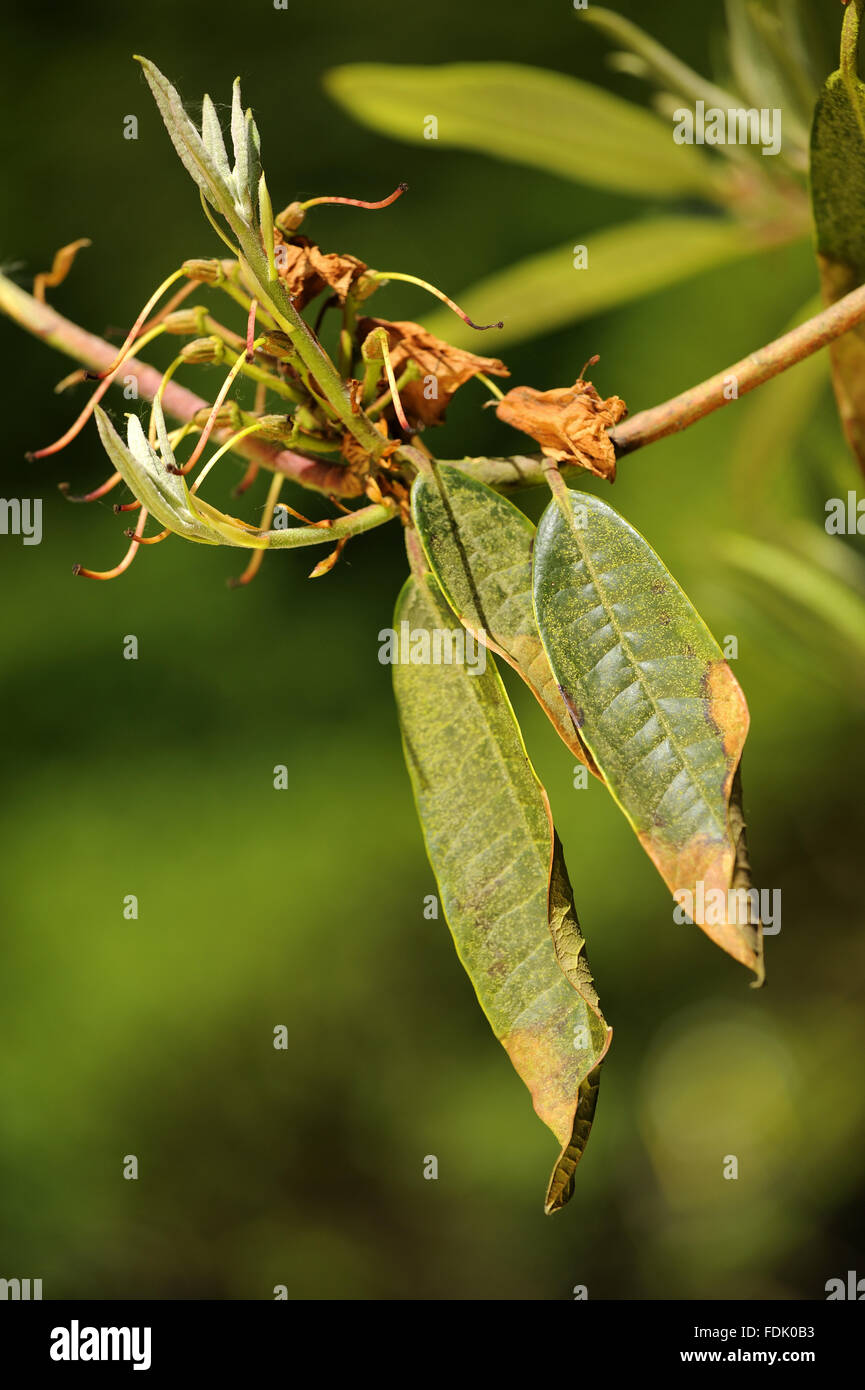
top-left (532, 490), bottom-right (763, 982)
top-left (393, 571), bottom-right (611, 1212)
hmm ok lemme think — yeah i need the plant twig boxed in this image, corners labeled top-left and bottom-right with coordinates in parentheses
top-left (0, 270), bottom-right (364, 498)
top-left (610, 278), bottom-right (865, 457)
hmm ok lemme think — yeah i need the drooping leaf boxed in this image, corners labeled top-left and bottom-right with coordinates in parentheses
top-left (810, 5), bottom-right (865, 474)
top-left (411, 463), bottom-right (600, 775)
top-left (532, 490), bottom-right (764, 981)
top-left (393, 571), bottom-right (611, 1211)
top-left (325, 62), bottom-right (728, 200)
top-left (419, 216), bottom-right (758, 351)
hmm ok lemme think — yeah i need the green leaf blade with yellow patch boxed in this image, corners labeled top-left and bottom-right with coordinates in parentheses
top-left (392, 570), bottom-right (611, 1212)
top-left (532, 491), bottom-right (763, 982)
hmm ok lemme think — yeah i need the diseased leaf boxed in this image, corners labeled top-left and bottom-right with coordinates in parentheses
top-left (810, 8), bottom-right (865, 473)
top-left (532, 490), bottom-right (764, 982)
top-left (393, 571), bottom-right (611, 1211)
top-left (419, 216), bottom-right (758, 351)
top-left (325, 62), bottom-right (727, 200)
top-left (411, 463), bottom-right (600, 775)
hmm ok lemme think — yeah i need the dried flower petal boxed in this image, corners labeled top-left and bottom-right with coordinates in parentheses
top-left (357, 317), bottom-right (509, 425)
top-left (495, 374), bottom-right (627, 481)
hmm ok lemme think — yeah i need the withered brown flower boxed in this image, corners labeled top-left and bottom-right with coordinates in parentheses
top-left (357, 317), bottom-right (509, 426)
top-left (495, 373), bottom-right (627, 481)
top-left (273, 233), bottom-right (367, 309)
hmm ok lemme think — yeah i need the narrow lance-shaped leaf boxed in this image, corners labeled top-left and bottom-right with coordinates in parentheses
top-left (393, 571), bottom-right (611, 1212)
top-left (411, 463), bottom-right (600, 776)
top-left (532, 490), bottom-right (764, 982)
top-left (324, 62), bottom-right (729, 200)
top-left (135, 57), bottom-right (240, 233)
top-left (420, 215), bottom-right (758, 352)
top-left (810, 4), bottom-right (865, 475)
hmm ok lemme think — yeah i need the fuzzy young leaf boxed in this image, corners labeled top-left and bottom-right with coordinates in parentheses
top-left (135, 57), bottom-right (238, 231)
top-left (411, 463), bottom-right (600, 775)
top-left (200, 93), bottom-right (232, 185)
top-left (95, 405), bottom-right (394, 551)
top-left (532, 490), bottom-right (763, 982)
top-left (393, 572), bottom-right (611, 1212)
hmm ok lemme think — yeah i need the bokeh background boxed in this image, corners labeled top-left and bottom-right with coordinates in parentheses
top-left (1, 0), bottom-right (863, 1299)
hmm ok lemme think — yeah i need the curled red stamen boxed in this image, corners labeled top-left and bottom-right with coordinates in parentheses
top-left (59, 472), bottom-right (122, 503)
top-left (73, 506), bottom-right (149, 580)
top-left (303, 182), bottom-right (408, 211)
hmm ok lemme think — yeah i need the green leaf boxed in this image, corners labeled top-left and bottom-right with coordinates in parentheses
top-left (582, 6), bottom-right (742, 112)
top-left (200, 93), bottom-right (231, 186)
top-left (419, 216), bottom-right (757, 351)
top-left (324, 61), bottom-right (727, 200)
top-left (809, 4), bottom-right (865, 474)
top-left (532, 490), bottom-right (763, 981)
top-left (94, 405), bottom-right (395, 550)
top-left (411, 462), bottom-right (600, 776)
top-left (393, 571), bottom-right (611, 1212)
top-left (134, 57), bottom-right (239, 232)
top-left (720, 530), bottom-right (865, 660)
top-left (95, 405), bottom-right (223, 544)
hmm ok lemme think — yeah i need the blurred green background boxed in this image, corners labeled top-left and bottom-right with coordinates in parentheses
top-left (1, 0), bottom-right (864, 1299)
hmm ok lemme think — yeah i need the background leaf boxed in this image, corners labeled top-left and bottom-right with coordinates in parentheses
top-left (393, 571), bottom-right (611, 1211)
top-left (420, 215), bottom-right (758, 351)
top-left (532, 491), bottom-right (763, 980)
top-left (325, 61), bottom-right (728, 200)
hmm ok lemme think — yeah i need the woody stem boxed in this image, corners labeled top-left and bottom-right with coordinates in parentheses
top-left (609, 277), bottom-right (865, 457)
top-left (0, 270), bottom-right (364, 499)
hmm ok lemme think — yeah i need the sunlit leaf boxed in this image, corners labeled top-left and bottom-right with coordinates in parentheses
top-left (411, 463), bottom-right (600, 775)
top-left (393, 571), bottom-right (611, 1211)
top-left (420, 216), bottom-right (757, 351)
top-left (325, 61), bottom-right (727, 200)
top-left (532, 490), bottom-right (764, 981)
